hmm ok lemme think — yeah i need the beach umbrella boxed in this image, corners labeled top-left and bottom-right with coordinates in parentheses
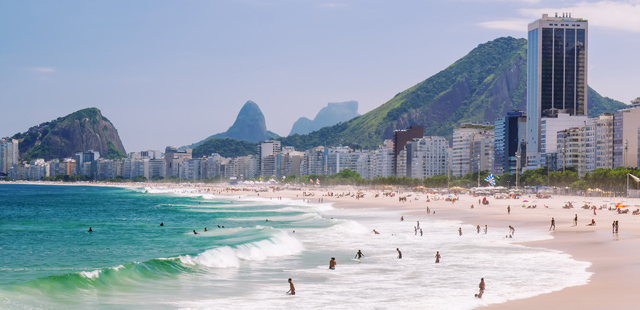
top-left (616, 203), bottom-right (627, 208)
top-left (523, 200), bottom-right (528, 202)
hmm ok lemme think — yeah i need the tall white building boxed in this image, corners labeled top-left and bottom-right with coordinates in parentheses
top-left (452, 124), bottom-right (494, 177)
top-left (0, 139), bottom-right (19, 175)
top-left (406, 136), bottom-right (449, 179)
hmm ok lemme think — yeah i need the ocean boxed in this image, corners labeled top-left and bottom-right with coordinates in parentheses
top-left (0, 184), bottom-right (591, 309)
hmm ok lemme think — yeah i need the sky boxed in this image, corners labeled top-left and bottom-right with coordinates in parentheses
top-left (1, 0), bottom-right (639, 152)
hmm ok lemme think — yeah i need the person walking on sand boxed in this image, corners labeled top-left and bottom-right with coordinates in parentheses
top-left (286, 278), bottom-right (295, 295)
top-left (549, 217), bottom-right (555, 231)
top-left (329, 257), bottom-right (337, 270)
top-left (475, 278), bottom-right (485, 298)
top-left (507, 206), bottom-right (511, 215)
top-left (396, 248), bottom-right (402, 259)
top-left (435, 251), bottom-right (441, 263)
top-left (458, 227), bottom-right (462, 236)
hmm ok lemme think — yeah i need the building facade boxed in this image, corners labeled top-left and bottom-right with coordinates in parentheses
top-left (527, 13), bottom-right (588, 168)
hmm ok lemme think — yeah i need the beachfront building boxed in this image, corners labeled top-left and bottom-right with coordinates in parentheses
top-left (148, 158), bottom-right (166, 179)
top-left (48, 158), bottom-right (76, 177)
top-left (301, 146), bottom-right (325, 176)
top-left (526, 13), bottom-right (588, 169)
top-left (613, 102), bottom-right (640, 168)
top-left (594, 114), bottom-right (614, 169)
top-left (395, 149), bottom-right (407, 177)
top-left (0, 138), bottom-right (19, 175)
top-left (452, 124), bottom-right (494, 177)
top-left (406, 136), bottom-right (449, 179)
top-left (224, 155), bottom-right (258, 180)
top-left (324, 146), bottom-right (365, 176)
top-left (369, 147), bottom-right (394, 179)
top-left (539, 113), bottom-right (590, 170)
top-left (494, 111), bottom-right (527, 175)
top-left (280, 147), bottom-right (304, 177)
top-left (259, 140), bottom-right (281, 178)
top-left (393, 126), bottom-right (423, 176)
top-left (204, 153), bottom-right (226, 179)
top-left (164, 147), bottom-right (192, 178)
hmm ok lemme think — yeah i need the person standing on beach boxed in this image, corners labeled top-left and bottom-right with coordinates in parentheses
top-left (612, 221), bottom-right (615, 233)
top-left (329, 257), bottom-right (337, 270)
top-left (396, 248), bottom-right (402, 259)
top-left (549, 218), bottom-right (555, 231)
top-left (507, 206), bottom-right (510, 214)
top-left (458, 227), bottom-right (462, 236)
top-left (435, 251), bottom-right (441, 263)
top-left (401, 216), bottom-right (404, 221)
top-left (615, 220), bottom-right (619, 233)
top-left (484, 225), bottom-right (487, 234)
top-left (287, 278), bottom-right (295, 295)
top-left (420, 229), bottom-right (423, 236)
top-left (574, 214), bottom-right (578, 226)
top-left (414, 226), bottom-right (417, 235)
top-left (477, 225), bottom-right (480, 233)
top-left (417, 221), bottom-right (420, 230)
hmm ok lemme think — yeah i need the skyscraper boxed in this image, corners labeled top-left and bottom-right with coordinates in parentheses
top-left (526, 13), bottom-right (588, 167)
top-left (392, 126), bottom-right (423, 176)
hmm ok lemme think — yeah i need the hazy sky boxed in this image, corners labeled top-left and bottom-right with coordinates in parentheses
top-left (1, 0), bottom-right (638, 152)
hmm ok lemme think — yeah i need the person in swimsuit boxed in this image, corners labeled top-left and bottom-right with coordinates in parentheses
top-left (329, 257), bottom-right (337, 270)
top-left (287, 278), bottom-right (295, 295)
top-left (88, 227), bottom-right (93, 232)
top-left (475, 278), bottom-right (485, 298)
top-left (458, 227), bottom-right (462, 236)
top-left (193, 230), bottom-right (199, 235)
top-left (355, 250), bottom-right (364, 259)
top-left (435, 251), bottom-right (441, 263)
top-left (160, 222), bottom-right (164, 226)
top-left (549, 218), bottom-right (555, 231)
top-left (396, 248), bottom-right (402, 259)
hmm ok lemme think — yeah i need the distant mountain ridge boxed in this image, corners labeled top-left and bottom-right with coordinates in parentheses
top-left (289, 101), bottom-right (360, 136)
top-left (278, 37), bottom-right (628, 150)
top-left (11, 108), bottom-right (126, 161)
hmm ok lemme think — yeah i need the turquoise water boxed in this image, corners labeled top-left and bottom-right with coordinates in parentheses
top-left (0, 184), bottom-right (592, 309)
top-left (0, 184), bottom-right (329, 309)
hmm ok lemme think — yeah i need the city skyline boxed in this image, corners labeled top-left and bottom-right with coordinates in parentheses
top-left (1, 0), bottom-right (638, 152)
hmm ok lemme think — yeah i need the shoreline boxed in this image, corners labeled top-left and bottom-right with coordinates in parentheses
top-left (6, 181), bottom-right (640, 308)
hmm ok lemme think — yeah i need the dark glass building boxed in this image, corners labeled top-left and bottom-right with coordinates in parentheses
top-left (494, 111), bottom-right (527, 175)
top-left (392, 126), bottom-right (423, 176)
top-left (526, 13), bottom-right (588, 167)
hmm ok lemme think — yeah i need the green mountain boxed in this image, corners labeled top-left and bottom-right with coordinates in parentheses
top-left (192, 138), bottom-right (257, 158)
top-left (279, 37), bottom-right (627, 150)
top-left (11, 108), bottom-right (127, 161)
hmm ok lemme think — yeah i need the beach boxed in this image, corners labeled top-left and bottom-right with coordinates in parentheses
top-left (2, 181), bottom-right (639, 309)
top-left (225, 184), bottom-right (640, 309)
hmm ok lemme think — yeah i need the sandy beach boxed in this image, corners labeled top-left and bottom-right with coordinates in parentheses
top-left (214, 184), bottom-right (640, 309)
top-left (5, 180), bottom-right (640, 308)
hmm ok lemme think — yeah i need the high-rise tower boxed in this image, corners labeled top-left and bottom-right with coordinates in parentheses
top-left (526, 13), bottom-right (588, 167)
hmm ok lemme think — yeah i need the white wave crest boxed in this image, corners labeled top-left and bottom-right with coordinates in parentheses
top-left (179, 232), bottom-right (303, 268)
top-left (79, 270), bottom-right (102, 278)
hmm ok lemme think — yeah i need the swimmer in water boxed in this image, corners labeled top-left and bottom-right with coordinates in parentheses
top-left (355, 250), bottom-right (364, 259)
top-left (286, 278), bottom-right (295, 295)
top-left (160, 222), bottom-right (164, 226)
top-left (88, 227), bottom-right (93, 232)
top-left (329, 257), bottom-right (337, 270)
top-left (396, 248), bottom-right (402, 259)
top-left (193, 230), bottom-right (199, 235)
